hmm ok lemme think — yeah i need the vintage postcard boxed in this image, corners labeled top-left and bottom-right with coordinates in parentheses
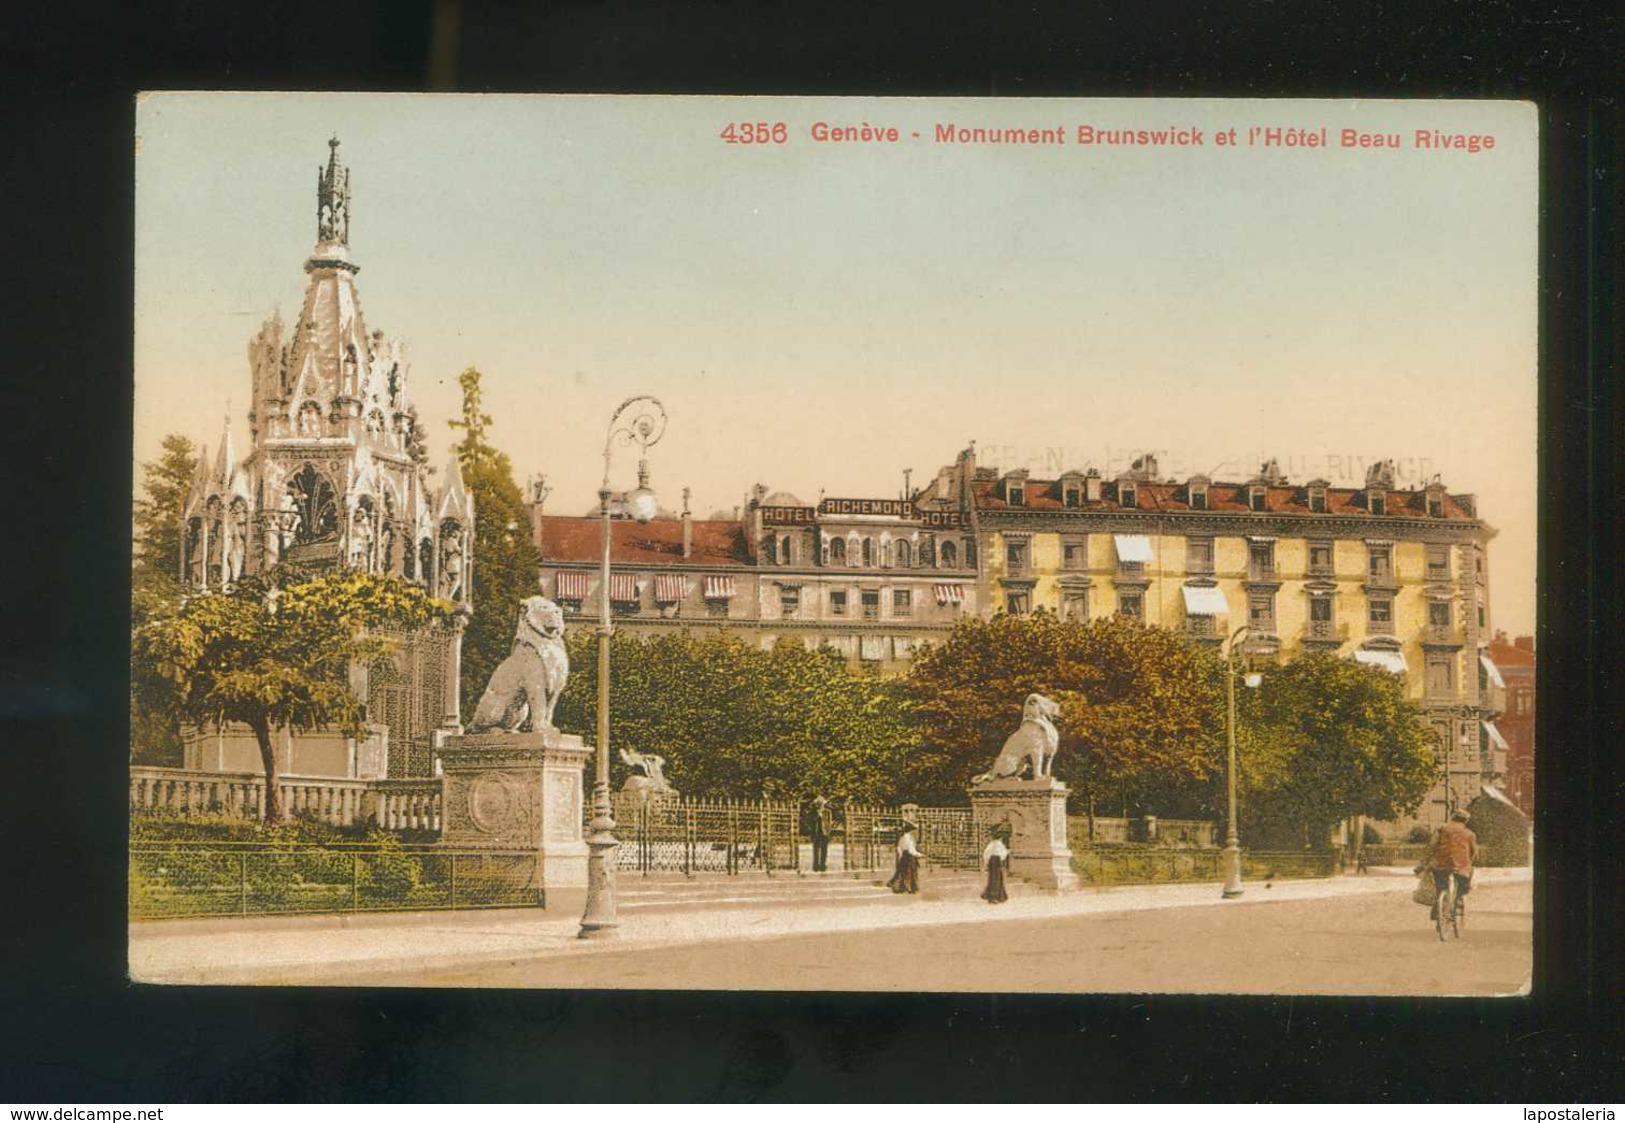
top-left (130, 94), bottom-right (1535, 994)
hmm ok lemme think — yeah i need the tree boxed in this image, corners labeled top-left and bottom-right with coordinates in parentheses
top-left (131, 434), bottom-right (198, 623)
top-left (1233, 652), bottom-right (1435, 849)
top-left (131, 570), bottom-right (452, 823)
top-left (903, 612), bottom-right (1225, 809)
top-left (130, 434), bottom-right (199, 763)
top-left (448, 366), bottom-right (543, 714)
top-left (551, 630), bottom-right (917, 801)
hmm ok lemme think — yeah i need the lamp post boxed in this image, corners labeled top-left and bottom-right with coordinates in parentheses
top-left (1222, 624), bottom-right (1259, 899)
top-left (578, 395), bottom-right (667, 940)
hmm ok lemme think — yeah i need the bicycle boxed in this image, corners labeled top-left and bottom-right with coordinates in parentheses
top-left (1435, 877), bottom-right (1466, 941)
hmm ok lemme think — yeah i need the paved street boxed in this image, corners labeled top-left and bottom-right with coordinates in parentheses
top-left (131, 871), bottom-right (1530, 995)
top-left (358, 880), bottom-right (1530, 995)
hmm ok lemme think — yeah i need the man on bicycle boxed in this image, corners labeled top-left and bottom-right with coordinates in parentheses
top-left (1427, 809), bottom-right (1479, 921)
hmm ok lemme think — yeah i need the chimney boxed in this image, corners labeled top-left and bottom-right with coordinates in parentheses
top-left (681, 487), bottom-right (693, 558)
top-left (1085, 468), bottom-right (1102, 502)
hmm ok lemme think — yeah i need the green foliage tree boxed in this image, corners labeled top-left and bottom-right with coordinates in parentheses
top-left (552, 630), bottom-right (916, 801)
top-left (904, 612), bottom-right (1225, 809)
top-left (131, 570), bottom-right (452, 823)
top-left (1233, 652), bottom-right (1436, 849)
top-left (448, 366), bottom-right (543, 714)
top-left (130, 434), bottom-right (199, 763)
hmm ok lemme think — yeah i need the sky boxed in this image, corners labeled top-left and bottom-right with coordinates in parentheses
top-left (134, 94), bottom-right (1538, 635)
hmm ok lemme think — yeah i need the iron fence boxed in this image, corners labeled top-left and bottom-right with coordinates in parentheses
top-left (129, 841), bottom-right (541, 921)
top-left (607, 795), bottom-right (801, 876)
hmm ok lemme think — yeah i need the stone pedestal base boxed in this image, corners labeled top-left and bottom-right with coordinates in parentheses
top-left (969, 777), bottom-right (1080, 891)
top-left (439, 729), bottom-right (590, 911)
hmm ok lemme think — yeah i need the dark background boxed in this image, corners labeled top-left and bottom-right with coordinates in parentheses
top-left (1, 0), bottom-right (1619, 1102)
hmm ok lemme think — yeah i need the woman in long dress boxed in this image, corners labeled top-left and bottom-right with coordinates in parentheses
top-left (981, 829), bottom-right (1011, 904)
top-left (887, 821), bottom-right (922, 894)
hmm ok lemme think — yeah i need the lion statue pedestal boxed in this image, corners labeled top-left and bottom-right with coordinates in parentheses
top-left (438, 730), bottom-right (591, 913)
top-left (969, 777), bottom-right (1080, 891)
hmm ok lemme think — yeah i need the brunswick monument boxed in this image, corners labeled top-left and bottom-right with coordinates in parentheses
top-left (969, 693), bottom-right (1080, 891)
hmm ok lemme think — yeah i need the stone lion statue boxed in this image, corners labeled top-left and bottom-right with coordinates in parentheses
top-left (972, 693), bottom-right (1061, 784)
top-left (468, 596), bottom-right (569, 733)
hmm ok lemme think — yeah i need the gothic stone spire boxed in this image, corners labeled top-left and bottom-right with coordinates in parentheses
top-left (317, 136), bottom-right (350, 246)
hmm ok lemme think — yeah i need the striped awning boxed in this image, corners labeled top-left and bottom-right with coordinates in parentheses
top-left (1479, 653), bottom-right (1506, 688)
top-left (1181, 585), bottom-right (1230, 616)
top-left (1482, 721), bottom-right (1509, 751)
top-left (555, 571), bottom-right (590, 600)
top-left (703, 575), bottom-right (737, 600)
top-left (935, 583), bottom-right (964, 605)
top-left (1113, 534), bottom-right (1154, 563)
top-left (1354, 649), bottom-right (1408, 675)
top-left (654, 574), bottom-right (688, 603)
top-left (609, 573), bottom-right (639, 602)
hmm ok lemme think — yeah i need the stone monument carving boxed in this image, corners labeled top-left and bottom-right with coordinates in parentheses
top-left (619, 747), bottom-right (677, 799)
top-left (972, 692), bottom-right (1060, 783)
top-left (468, 596), bottom-right (569, 732)
top-left (967, 693), bottom-right (1079, 890)
top-left (439, 596), bottom-right (589, 912)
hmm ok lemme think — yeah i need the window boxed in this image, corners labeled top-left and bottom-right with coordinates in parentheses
top-left (780, 587), bottom-right (800, 618)
top-left (1006, 540), bottom-right (1028, 571)
top-left (1064, 484), bottom-right (1082, 508)
top-left (1426, 545), bottom-right (1450, 579)
top-left (706, 599), bottom-right (728, 619)
top-left (893, 589), bottom-right (913, 617)
top-left (1426, 655), bottom-right (1456, 697)
top-left (1008, 483), bottom-right (1025, 506)
top-left (1427, 493), bottom-right (1444, 518)
top-left (861, 538), bottom-right (875, 567)
top-left (895, 540), bottom-right (912, 567)
top-left (1310, 597), bottom-right (1332, 622)
top-left (1249, 486), bottom-right (1266, 512)
top-left (829, 590), bottom-right (847, 616)
top-left (920, 538), bottom-right (936, 566)
top-left (1477, 605), bottom-right (1486, 628)
top-left (1369, 491), bottom-right (1386, 516)
top-left (1063, 537), bottom-right (1088, 570)
top-left (964, 540), bottom-right (976, 566)
top-left (1190, 484), bottom-right (1207, 510)
top-left (1515, 690), bottom-right (1532, 716)
top-left (1369, 597), bottom-right (1393, 625)
top-left (1118, 591), bottom-right (1144, 619)
top-left (1063, 591), bottom-right (1088, 621)
top-left (1368, 544), bottom-right (1393, 580)
top-left (780, 534), bottom-right (794, 565)
top-left (1120, 482), bottom-right (1137, 509)
top-left (1248, 592), bottom-right (1275, 629)
top-left (830, 537), bottom-right (847, 566)
top-left (1308, 488), bottom-right (1327, 514)
top-left (1309, 541), bottom-right (1334, 574)
top-left (762, 536), bottom-right (777, 564)
top-left (1249, 541), bottom-right (1275, 577)
top-left (1428, 601), bottom-right (1451, 627)
top-left (940, 540), bottom-right (958, 567)
top-left (1006, 591), bottom-right (1031, 615)
top-left (861, 590), bottom-right (880, 620)
top-left (1187, 537), bottom-right (1214, 572)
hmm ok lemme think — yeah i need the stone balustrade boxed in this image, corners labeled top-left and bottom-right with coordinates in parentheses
top-left (129, 766), bottom-right (440, 832)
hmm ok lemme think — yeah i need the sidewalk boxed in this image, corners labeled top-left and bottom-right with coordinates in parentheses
top-left (128, 867), bottom-right (1531, 987)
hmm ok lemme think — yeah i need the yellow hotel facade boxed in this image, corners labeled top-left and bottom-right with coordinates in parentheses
top-left (915, 446), bottom-right (1509, 833)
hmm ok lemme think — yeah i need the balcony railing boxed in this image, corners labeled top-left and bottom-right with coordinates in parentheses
top-left (1185, 616), bottom-right (1217, 639)
top-left (1304, 618), bottom-right (1347, 642)
top-left (1246, 562), bottom-right (1279, 583)
top-left (1481, 682), bottom-right (1507, 717)
top-left (1367, 616), bottom-right (1396, 636)
top-left (1185, 555), bottom-right (1215, 576)
top-left (1307, 559), bottom-right (1335, 578)
top-left (1423, 623), bottom-right (1463, 645)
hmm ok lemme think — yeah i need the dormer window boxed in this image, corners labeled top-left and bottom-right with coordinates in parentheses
top-left (1368, 491), bottom-right (1386, 516)
top-left (1308, 487), bottom-right (1327, 514)
top-left (1249, 485), bottom-right (1267, 512)
top-left (1426, 491), bottom-right (1444, 518)
top-left (1120, 481), bottom-right (1137, 509)
top-left (1008, 482), bottom-right (1025, 506)
top-left (1189, 482), bottom-right (1208, 510)
top-left (1064, 483), bottom-right (1081, 508)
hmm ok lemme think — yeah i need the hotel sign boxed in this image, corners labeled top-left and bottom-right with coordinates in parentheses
top-left (820, 498), bottom-right (914, 518)
top-left (760, 505), bottom-right (818, 525)
top-left (761, 500), bottom-right (964, 528)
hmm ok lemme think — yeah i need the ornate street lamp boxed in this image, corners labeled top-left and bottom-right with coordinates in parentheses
top-left (1222, 625), bottom-right (1262, 899)
top-left (579, 395), bottom-right (667, 940)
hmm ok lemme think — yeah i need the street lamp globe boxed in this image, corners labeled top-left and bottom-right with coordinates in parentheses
top-left (625, 486), bottom-right (659, 524)
top-left (1244, 672), bottom-right (1263, 689)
